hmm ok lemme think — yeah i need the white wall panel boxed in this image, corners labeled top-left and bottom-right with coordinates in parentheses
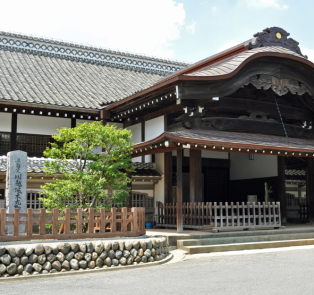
top-left (17, 115), bottom-right (71, 135)
top-left (154, 153), bottom-right (164, 203)
top-left (201, 150), bottom-right (229, 159)
top-left (0, 113), bottom-right (11, 132)
top-left (127, 123), bottom-right (141, 144)
top-left (145, 116), bottom-right (164, 141)
top-left (230, 153), bottom-right (278, 180)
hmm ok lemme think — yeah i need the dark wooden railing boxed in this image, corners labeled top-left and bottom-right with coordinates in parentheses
top-left (157, 202), bottom-right (281, 231)
top-left (0, 207), bottom-right (145, 241)
top-left (0, 132), bottom-right (10, 151)
top-left (17, 133), bottom-right (62, 153)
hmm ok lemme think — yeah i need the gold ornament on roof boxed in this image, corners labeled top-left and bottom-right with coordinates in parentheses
top-left (276, 32), bottom-right (282, 39)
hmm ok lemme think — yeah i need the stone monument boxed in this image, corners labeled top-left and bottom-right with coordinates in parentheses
top-left (5, 151), bottom-right (27, 234)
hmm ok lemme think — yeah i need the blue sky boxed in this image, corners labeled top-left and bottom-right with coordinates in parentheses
top-left (1, 0), bottom-right (313, 63)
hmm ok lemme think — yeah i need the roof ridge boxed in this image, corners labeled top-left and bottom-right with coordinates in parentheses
top-left (0, 30), bottom-right (190, 67)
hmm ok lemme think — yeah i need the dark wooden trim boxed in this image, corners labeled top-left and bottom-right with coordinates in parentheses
top-left (164, 152), bottom-right (173, 203)
top-left (306, 158), bottom-right (314, 222)
top-left (10, 112), bottom-right (17, 151)
top-left (177, 148), bottom-right (183, 232)
top-left (71, 118), bottom-right (76, 128)
top-left (141, 120), bottom-right (145, 163)
top-left (190, 149), bottom-right (202, 202)
top-left (277, 156), bottom-right (287, 224)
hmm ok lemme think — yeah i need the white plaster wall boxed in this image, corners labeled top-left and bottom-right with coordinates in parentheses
top-left (17, 115), bottom-right (71, 135)
top-left (127, 123), bottom-right (142, 162)
top-left (145, 116), bottom-right (164, 141)
top-left (230, 153), bottom-right (278, 180)
top-left (0, 113), bottom-right (11, 132)
top-left (201, 150), bottom-right (229, 159)
top-left (154, 153), bottom-right (165, 203)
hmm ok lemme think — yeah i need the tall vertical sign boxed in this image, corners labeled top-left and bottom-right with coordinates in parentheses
top-left (5, 151), bottom-right (27, 234)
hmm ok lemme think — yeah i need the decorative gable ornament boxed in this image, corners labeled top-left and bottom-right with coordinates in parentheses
top-left (249, 27), bottom-right (308, 59)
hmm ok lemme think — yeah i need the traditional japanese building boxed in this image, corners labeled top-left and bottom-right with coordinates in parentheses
top-left (0, 27), bottom-right (313, 228)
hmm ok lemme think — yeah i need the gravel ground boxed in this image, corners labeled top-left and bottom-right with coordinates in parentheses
top-left (2, 247), bottom-right (314, 295)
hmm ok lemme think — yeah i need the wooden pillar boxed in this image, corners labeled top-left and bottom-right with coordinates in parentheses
top-left (177, 148), bottom-right (183, 233)
top-left (277, 156), bottom-right (286, 224)
top-left (164, 152), bottom-right (173, 203)
top-left (306, 158), bottom-right (314, 222)
top-left (190, 149), bottom-right (202, 203)
top-left (100, 109), bottom-right (110, 125)
top-left (141, 120), bottom-right (145, 163)
top-left (10, 112), bottom-right (17, 151)
top-left (71, 118), bottom-right (76, 128)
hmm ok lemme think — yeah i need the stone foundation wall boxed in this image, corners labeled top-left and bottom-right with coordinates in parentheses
top-left (0, 238), bottom-right (169, 278)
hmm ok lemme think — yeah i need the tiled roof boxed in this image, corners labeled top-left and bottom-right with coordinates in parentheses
top-left (0, 156), bottom-right (161, 177)
top-left (0, 32), bottom-right (190, 110)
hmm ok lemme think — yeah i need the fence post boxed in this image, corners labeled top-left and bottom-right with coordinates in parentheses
top-left (64, 208), bottom-right (71, 234)
top-left (27, 208), bottom-right (33, 236)
top-left (122, 207), bottom-right (127, 232)
top-left (76, 208), bottom-right (82, 234)
top-left (52, 208), bottom-right (59, 234)
top-left (88, 208), bottom-right (94, 234)
top-left (100, 208), bottom-right (106, 233)
top-left (111, 208), bottom-right (116, 232)
top-left (214, 202), bottom-right (217, 228)
top-left (131, 207), bottom-right (138, 232)
top-left (0, 208), bottom-right (6, 236)
top-left (39, 208), bottom-right (46, 235)
top-left (13, 208), bottom-right (20, 236)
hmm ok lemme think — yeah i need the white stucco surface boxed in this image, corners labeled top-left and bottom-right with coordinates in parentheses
top-left (154, 153), bottom-right (164, 204)
top-left (0, 113), bottom-right (11, 132)
top-left (127, 123), bottom-right (142, 162)
top-left (145, 116), bottom-right (164, 141)
top-left (230, 153), bottom-right (278, 180)
top-left (17, 115), bottom-right (71, 135)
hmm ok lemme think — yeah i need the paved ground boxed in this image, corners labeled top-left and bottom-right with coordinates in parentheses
top-left (2, 247), bottom-right (314, 295)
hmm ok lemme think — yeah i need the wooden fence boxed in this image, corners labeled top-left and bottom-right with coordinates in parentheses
top-left (157, 202), bottom-right (281, 231)
top-left (0, 207), bottom-right (145, 242)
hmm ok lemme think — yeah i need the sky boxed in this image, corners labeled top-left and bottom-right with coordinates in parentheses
top-left (0, 0), bottom-right (313, 63)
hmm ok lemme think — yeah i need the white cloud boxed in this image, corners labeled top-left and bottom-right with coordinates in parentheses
top-left (300, 47), bottom-right (314, 63)
top-left (217, 40), bottom-right (240, 53)
top-left (186, 20), bottom-right (197, 34)
top-left (242, 0), bottom-right (288, 10)
top-left (0, 0), bottom-right (186, 58)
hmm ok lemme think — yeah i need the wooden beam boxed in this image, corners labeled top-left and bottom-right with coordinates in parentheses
top-left (71, 118), bottom-right (76, 128)
top-left (277, 156), bottom-right (287, 224)
top-left (177, 149), bottom-right (183, 233)
top-left (190, 149), bottom-right (203, 203)
top-left (141, 120), bottom-right (145, 163)
top-left (164, 152), bottom-right (173, 203)
top-left (10, 113), bottom-right (17, 151)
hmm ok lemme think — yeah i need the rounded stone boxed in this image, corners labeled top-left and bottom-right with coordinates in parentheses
top-left (152, 239), bottom-right (158, 249)
top-left (126, 256), bottom-right (134, 265)
top-left (47, 253), bottom-right (56, 263)
top-left (58, 243), bottom-right (71, 255)
top-left (148, 256), bottom-right (154, 262)
top-left (28, 254), bottom-right (38, 263)
top-left (132, 240), bottom-right (140, 250)
top-left (130, 249), bottom-right (138, 257)
top-left (78, 260), bottom-right (87, 269)
top-left (119, 257), bottom-right (126, 265)
top-left (95, 258), bottom-right (103, 267)
top-left (41, 270), bottom-right (49, 274)
top-left (104, 242), bottom-right (111, 252)
top-left (134, 256), bottom-right (141, 263)
top-left (1, 254), bottom-right (11, 265)
top-left (119, 241), bottom-right (125, 251)
top-left (43, 262), bottom-right (51, 272)
top-left (65, 251), bottom-right (74, 261)
top-left (138, 248), bottom-right (144, 257)
top-left (115, 250), bottom-right (122, 260)
top-left (7, 247), bottom-right (16, 257)
top-left (22, 271), bottom-right (30, 276)
top-left (83, 253), bottom-right (91, 263)
top-left (71, 243), bottom-right (79, 253)
top-left (62, 260), bottom-right (70, 271)
top-left (108, 250), bottom-right (115, 259)
top-left (154, 255), bottom-right (160, 261)
top-left (23, 264), bottom-right (33, 273)
top-left (16, 247), bottom-right (25, 257)
top-left (112, 259), bottom-right (119, 266)
top-left (0, 264), bottom-right (6, 275)
top-left (44, 245), bottom-right (52, 255)
top-left (144, 249), bottom-right (151, 258)
top-left (161, 237), bottom-right (167, 247)
top-left (12, 257), bottom-right (20, 266)
top-left (104, 257), bottom-right (111, 267)
top-left (74, 252), bottom-right (84, 261)
top-left (79, 243), bottom-right (87, 253)
top-left (91, 252), bottom-right (98, 261)
top-left (0, 247), bottom-right (6, 256)
top-left (151, 248), bottom-right (156, 257)
top-left (70, 259), bottom-right (79, 270)
top-left (20, 255), bottom-right (28, 266)
top-left (123, 250), bottom-right (130, 258)
top-left (94, 241), bottom-right (103, 255)
top-left (17, 265), bottom-right (23, 274)
top-left (56, 252), bottom-right (65, 262)
top-left (34, 244), bottom-right (44, 256)
top-left (38, 254), bottom-right (46, 265)
top-left (146, 239), bottom-right (152, 249)
top-left (87, 261), bottom-right (95, 269)
top-left (25, 246), bottom-right (34, 256)
top-left (140, 240), bottom-right (146, 251)
top-left (52, 261), bottom-right (62, 271)
top-left (156, 247), bottom-right (160, 255)
top-left (61, 269), bottom-right (67, 272)
top-left (99, 251), bottom-right (107, 260)
top-left (86, 242), bottom-right (94, 253)
top-left (33, 263), bottom-right (42, 273)
top-left (160, 254), bottom-right (165, 260)
top-left (51, 244), bottom-right (59, 255)
top-left (141, 256), bottom-right (147, 263)
top-left (125, 241), bottom-right (132, 251)
top-left (112, 241), bottom-right (119, 251)
top-left (49, 269), bottom-right (58, 273)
